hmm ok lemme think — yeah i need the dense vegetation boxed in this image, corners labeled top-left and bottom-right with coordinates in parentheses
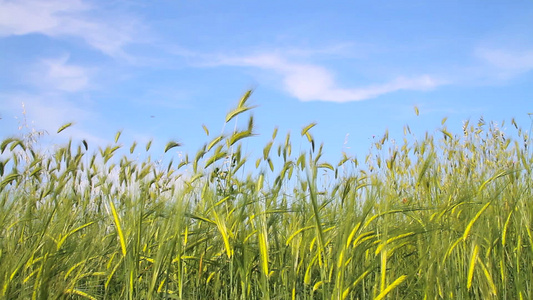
top-left (1, 91), bottom-right (532, 299)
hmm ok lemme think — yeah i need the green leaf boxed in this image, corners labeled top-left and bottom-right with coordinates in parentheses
top-left (263, 141), bottom-right (273, 160)
top-left (178, 157), bottom-right (189, 169)
top-left (467, 245), bottom-right (479, 290)
top-left (417, 153), bottom-right (434, 185)
top-left (202, 124), bottom-right (210, 136)
top-left (207, 135), bottom-right (224, 151)
top-left (1, 173), bottom-right (20, 190)
top-left (267, 158), bottom-right (274, 172)
top-left (9, 140), bottom-right (25, 152)
top-left (164, 141), bottom-right (182, 153)
top-left (186, 213), bottom-right (216, 225)
top-left (374, 275), bottom-right (407, 300)
top-left (256, 173), bottom-right (264, 192)
top-left (301, 122), bottom-right (317, 136)
top-left (463, 201), bottom-right (492, 241)
top-left (297, 153), bottom-right (306, 170)
top-left (102, 145), bottom-right (120, 164)
top-left (338, 153), bottom-right (350, 167)
top-left (238, 89), bottom-right (253, 108)
top-left (247, 115), bottom-right (255, 132)
top-left (1, 138), bottom-right (16, 154)
top-left (108, 200), bottom-right (127, 257)
top-left (225, 106), bottom-right (257, 123)
top-left (114, 131), bottom-right (122, 143)
top-left (229, 130), bottom-right (255, 146)
top-left (317, 163), bottom-right (334, 171)
top-left (441, 129), bottom-right (453, 140)
top-left (146, 140), bottom-right (153, 151)
top-left (205, 151), bottom-right (227, 168)
top-left (57, 122), bottom-right (74, 133)
top-left (272, 127), bottom-right (278, 140)
top-left (57, 222), bottom-right (95, 251)
top-left (129, 141), bottom-right (137, 154)
top-left (193, 147), bottom-right (207, 173)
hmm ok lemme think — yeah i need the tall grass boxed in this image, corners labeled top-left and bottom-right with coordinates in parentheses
top-left (0, 91), bottom-right (532, 299)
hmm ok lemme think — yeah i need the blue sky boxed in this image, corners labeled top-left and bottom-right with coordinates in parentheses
top-left (1, 0), bottom-right (533, 165)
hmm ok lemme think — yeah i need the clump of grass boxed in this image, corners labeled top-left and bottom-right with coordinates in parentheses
top-left (0, 91), bottom-right (532, 299)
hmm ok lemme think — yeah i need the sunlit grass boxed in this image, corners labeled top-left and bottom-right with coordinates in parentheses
top-left (0, 91), bottom-right (531, 299)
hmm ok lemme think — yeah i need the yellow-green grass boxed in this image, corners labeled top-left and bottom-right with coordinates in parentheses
top-left (0, 91), bottom-right (531, 299)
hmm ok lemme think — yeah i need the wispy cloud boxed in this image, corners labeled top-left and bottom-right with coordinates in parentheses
top-left (32, 55), bottom-right (92, 92)
top-left (476, 48), bottom-right (533, 79)
top-left (1, 93), bottom-right (108, 146)
top-left (216, 53), bottom-right (440, 102)
top-left (0, 0), bottom-right (140, 57)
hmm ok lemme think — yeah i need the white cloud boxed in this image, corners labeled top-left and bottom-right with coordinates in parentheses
top-left (0, 0), bottom-right (138, 57)
top-left (1, 93), bottom-right (108, 146)
top-left (35, 55), bottom-right (92, 92)
top-left (0, 0), bottom-right (86, 34)
top-left (476, 48), bottom-right (533, 78)
top-left (217, 53), bottom-right (440, 102)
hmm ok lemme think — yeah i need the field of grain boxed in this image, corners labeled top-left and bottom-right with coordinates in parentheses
top-left (1, 92), bottom-right (531, 299)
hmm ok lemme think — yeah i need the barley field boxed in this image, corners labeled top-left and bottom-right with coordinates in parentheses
top-left (1, 91), bottom-right (532, 299)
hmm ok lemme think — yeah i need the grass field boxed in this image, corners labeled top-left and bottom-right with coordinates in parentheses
top-left (1, 91), bottom-right (532, 299)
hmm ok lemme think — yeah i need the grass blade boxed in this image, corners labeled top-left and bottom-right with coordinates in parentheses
top-left (374, 275), bottom-right (407, 300)
top-left (109, 200), bottom-right (127, 257)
